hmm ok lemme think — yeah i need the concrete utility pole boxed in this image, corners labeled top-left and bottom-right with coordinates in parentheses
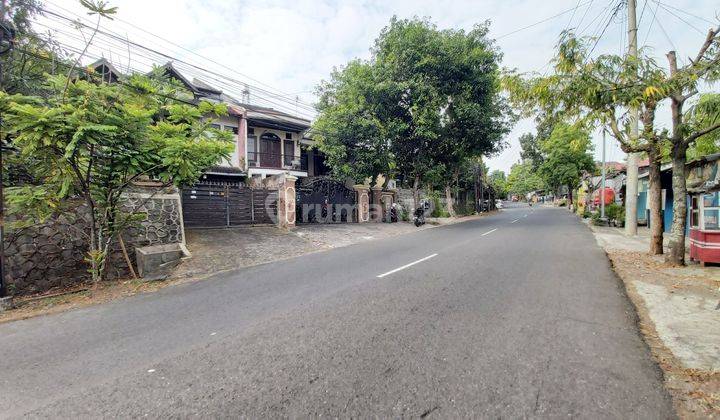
top-left (601, 129), bottom-right (607, 219)
top-left (625, 0), bottom-right (639, 235)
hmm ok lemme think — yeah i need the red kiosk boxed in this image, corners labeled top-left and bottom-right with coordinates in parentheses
top-left (689, 190), bottom-right (720, 266)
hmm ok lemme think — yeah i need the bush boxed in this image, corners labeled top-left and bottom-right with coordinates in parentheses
top-left (590, 211), bottom-right (606, 226)
top-left (605, 203), bottom-right (623, 221)
top-left (557, 198), bottom-right (567, 207)
top-left (428, 191), bottom-right (443, 217)
top-left (582, 208), bottom-right (591, 219)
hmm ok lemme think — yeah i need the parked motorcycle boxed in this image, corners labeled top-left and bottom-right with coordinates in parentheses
top-left (413, 206), bottom-right (426, 227)
top-left (389, 204), bottom-right (399, 223)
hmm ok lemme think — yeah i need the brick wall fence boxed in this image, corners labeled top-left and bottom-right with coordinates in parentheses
top-left (3, 184), bottom-right (184, 296)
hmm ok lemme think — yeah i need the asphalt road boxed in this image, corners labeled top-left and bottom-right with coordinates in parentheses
top-left (0, 204), bottom-right (674, 418)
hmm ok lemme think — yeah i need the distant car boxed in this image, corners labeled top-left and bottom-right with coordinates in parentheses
top-left (495, 199), bottom-right (503, 209)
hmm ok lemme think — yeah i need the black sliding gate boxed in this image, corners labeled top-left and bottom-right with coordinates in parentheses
top-left (295, 178), bottom-right (356, 223)
top-left (182, 181), bottom-right (277, 228)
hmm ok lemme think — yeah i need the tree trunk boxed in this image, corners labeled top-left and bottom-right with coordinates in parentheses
top-left (647, 152), bottom-right (664, 255)
top-left (444, 183), bottom-right (456, 217)
top-left (412, 175), bottom-right (420, 211)
top-left (667, 142), bottom-right (688, 265)
top-left (568, 186), bottom-right (573, 207)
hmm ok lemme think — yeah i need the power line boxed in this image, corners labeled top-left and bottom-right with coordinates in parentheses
top-left (637, 0), bottom-right (649, 27)
top-left (14, 45), bottom-right (333, 138)
top-left (24, 21), bottom-right (318, 120)
top-left (653, 8), bottom-right (679, 52)
top-left (650, 0), bottom-right (718, 26)
top-left (642, 0), bottom-right (661, 47)
top-left (42, 0), bottom-right (314, 105)
top-left (655, 2), bottom-right (705, 35)
top-left (496, 0), bottom-right (595, 39)
top-left (38, 3), bottom-right (318, 111)
top-left (31, 11), bottom-right (319, 118)
top-left (562, 0), bottom-right (584, 35)
top-left (574, 0), bottom-right (595, 32)
top-left (587, 1), bottom-right (623, 58)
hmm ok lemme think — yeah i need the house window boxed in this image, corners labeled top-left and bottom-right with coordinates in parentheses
top-left (704, 209), bottom-right (719, 230)
top-left (703, 191), bottom-right (719, 207)
top-left (284, 140), bottom-right (294, 166)
top-left (247, 135), bottom-right (258, 165)
top-left (223, 126), bottom-right (239, 135)
top-left (211, 123), bottom-right (221, 130)
top-left (691, 196), bottom-right (699, 228)
top-left (703, 192), bottom-right (720, 230)
top-left (285, 132), bottom-right (292, 140)
top-left (248, 127), bottom-right (255, 135)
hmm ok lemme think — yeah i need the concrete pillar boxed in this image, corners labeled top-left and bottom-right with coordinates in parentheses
top-left (371, 187), bottom-right (383, 222)
top-left (277, 174), bottom-right (297, 229)
top-left (238, 111), bottom-right (248, 170)
top-left (354, 185), bottom-right (370, 223)
top-left (380, 189), bottom-right (397, 222)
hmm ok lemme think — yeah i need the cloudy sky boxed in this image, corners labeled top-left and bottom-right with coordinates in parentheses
top-left (41, 0), bottom-right (719, 173)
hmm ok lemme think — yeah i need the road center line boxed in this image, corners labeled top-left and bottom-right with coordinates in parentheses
top-left (511, 219), bottom-right (519, 224)
top-left (376, 254), bottom-right (438, 278)
top-left (481, 228), bottom-right (497, 236)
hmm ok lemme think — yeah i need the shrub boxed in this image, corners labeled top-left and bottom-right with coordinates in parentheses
top-left (605, 203), bottom-right (622, 221)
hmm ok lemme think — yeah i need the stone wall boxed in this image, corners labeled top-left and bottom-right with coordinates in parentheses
top-left (3, 185), bottom-right (185, 296)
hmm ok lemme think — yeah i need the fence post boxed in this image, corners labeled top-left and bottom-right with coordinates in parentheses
top-left (277, 174), bottom-right (297, 229)
top-left (354, 185), bottom-right (370, 223)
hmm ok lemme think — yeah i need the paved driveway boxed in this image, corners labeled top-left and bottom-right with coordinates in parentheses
top-left (173, 221), bottom-right (433, 279)
top-left (0, 206), bottom-right (673, 418)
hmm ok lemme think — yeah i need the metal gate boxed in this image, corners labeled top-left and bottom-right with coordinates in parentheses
top-left (296, 177), bottom-right (356, 223)
top-left (182, 181), bottom-right (277, 228)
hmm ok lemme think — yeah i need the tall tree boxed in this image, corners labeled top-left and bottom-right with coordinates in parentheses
top-left (519, 133), bottom-right (543, 170)
top-left (506, 161), bottom-right (544, 197)
top-left (663, 27), bottom-right (720, 264)
top-left (313, 60), bottom-right (397, 184)
top-left (315, 18), bottom-right (513, 212)
top-left (488, 169), bottom-right (508, 198)
top-left (504, 32), bottom-right (669, 254)
top-left (537, 123), bottom-right (595, 206)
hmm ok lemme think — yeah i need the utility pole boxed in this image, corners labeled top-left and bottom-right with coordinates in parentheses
top-left (601, 129), bottom-right (607, 220)
top-left (625, 0), bottom-right (639, 235)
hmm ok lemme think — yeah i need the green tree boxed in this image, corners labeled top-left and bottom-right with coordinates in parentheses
top-left (687, 94), bottom-right (720, 160)
top-left (2, 74), bottom-right (233, 284)
top-left (537, 123), bottom-right (595, 205)
top-left (313, 60), bottom-right (398, 184)
top-left (0, 0), bottom-right (71, 96)
top-left (375, 18), bottom-right (511, 215)
top-left (315, 17), bottom-right (512, 213)
top-left (519, 133), bottom-right (543, 170)
top-left (504, 32), bottom-right (669, 255)
top-left (488, 169), bottom-right (508, 198)
top-left (506, 161), bottom-right (544, 197)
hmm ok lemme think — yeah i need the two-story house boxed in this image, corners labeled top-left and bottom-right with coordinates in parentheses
top-left (89, 59), bottom-right (329, 183)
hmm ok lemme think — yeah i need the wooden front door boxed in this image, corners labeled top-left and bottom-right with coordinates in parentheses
top-left (260, 133), bottom-right (281, 168)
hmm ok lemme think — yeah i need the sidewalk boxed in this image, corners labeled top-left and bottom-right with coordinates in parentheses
top-left (587, 221), bottom-right (720, 417)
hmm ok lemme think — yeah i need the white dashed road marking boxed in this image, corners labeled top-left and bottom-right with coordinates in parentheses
top-left (377, 254), bottom-right (438, 278)
top-left (481, 228), bottom-right (497, 236)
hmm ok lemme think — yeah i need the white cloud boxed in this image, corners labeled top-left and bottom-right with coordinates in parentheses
top-left (45, 0), bottom-right (720, 172)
